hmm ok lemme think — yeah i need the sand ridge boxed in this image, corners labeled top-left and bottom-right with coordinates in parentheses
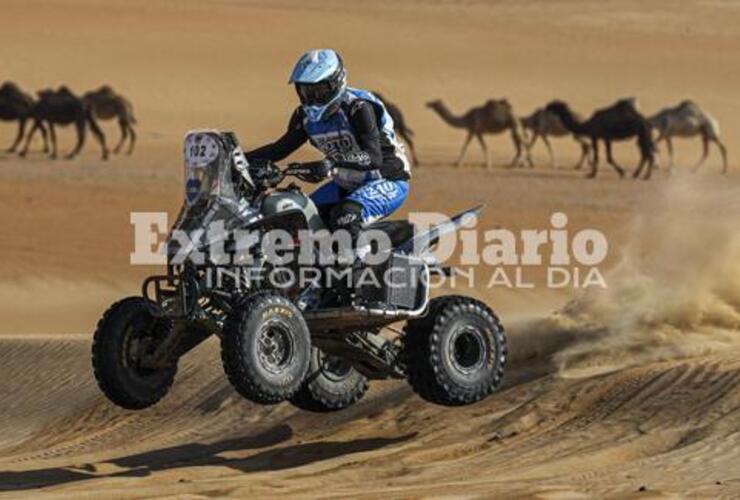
top-left (0, 0), bottom-right (739, 497)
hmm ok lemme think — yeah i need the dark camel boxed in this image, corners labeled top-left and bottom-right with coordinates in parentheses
top-left (83, 85), bottom-right (137, 155)
top-left (0, 81), bottom-right (48, 154)
top-left (372, 91), bottom-right (418, 166)
top-left (521, 107), bottom-right (591, 169)
top-left (21, 86), bottom-right (108, 160)
top-left (546, 99), bottom-right (655, 180)
top-left (427, 99), bottom-right (531, 168)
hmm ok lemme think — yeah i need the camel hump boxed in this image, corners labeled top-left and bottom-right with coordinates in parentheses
top-left (0, 81), bottom-right (20, 94)
top-left (521, 107), bottom-right (542, 124)
top-left (484, 98), bottom-right (511, 111)
top-left (678, 99), bottom-right (697, 109)
top-left (546, 99), bottom-right (568, 112)
top-left (490, 98), bottom-right (510, 106)
top-left (37, 88), bottom-right (54, 99)
top-left (92, 85), bottom-right (117, 98)
top-left (57, 85), bottom-right (75, 97)
top-left (616, 96), bottom-right (638, 110)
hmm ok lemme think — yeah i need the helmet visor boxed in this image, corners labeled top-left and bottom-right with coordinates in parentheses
top-left (295, 81), bottom-right (338, 107)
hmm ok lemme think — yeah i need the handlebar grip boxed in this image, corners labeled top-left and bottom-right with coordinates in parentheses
top-left (284, 162), bottom-right (318, 178)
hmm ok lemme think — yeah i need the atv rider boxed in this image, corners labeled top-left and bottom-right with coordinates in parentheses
top-left (246, 49), bottom-right (411, 241)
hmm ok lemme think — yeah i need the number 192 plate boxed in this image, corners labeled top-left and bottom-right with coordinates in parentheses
top-left (184, 132), bottom-right (220, 167)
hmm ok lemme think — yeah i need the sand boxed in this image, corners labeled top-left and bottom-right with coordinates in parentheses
top-left (0, 0), bottom-right (739, 497)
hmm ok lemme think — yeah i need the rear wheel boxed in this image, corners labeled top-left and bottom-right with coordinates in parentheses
top-left (403, 296), bottom-right (506, 406)
top-left (221, 292), bottom-right (311, 404)
top-left (92, 297), bottom-right (177, 410)
top-left (290, 347), bottom-right (369, 412)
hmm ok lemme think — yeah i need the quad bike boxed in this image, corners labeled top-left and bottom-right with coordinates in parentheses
top-left (92, 130), bottom-right (507, 412)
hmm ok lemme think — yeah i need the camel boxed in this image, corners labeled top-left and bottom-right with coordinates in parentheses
top-left (521, 107), bottom-right (591, 169)
top-left (373, 91), bottom-right (418, 166)
top-left (426, 99), bottom-right (531, 169)
top-left (0, 81), bottom-right (48, 154)
top-left (546, 99), bottom-right (655, 180)
top-left (83, 85), bottom-right (137, 155)
top-left (20, 86), bottom-right (108, 160)
top-left (647, 100), bottom-right (728, 174)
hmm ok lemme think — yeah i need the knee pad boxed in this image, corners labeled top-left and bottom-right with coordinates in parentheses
top-left (328, 200), bottom-right (364, 239)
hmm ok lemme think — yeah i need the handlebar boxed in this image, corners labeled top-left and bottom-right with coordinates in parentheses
top-left (249, 159), bottom-right (331, 189)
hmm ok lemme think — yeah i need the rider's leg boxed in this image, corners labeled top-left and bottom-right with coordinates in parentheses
top-left (345, 179), bottom-right (409, 261)
top-left (347, 179), bottom-right (410, 226)
top-left (310, 180), bottom-right (345, 223)
top-left (331, 179), bottom-right (410, 242)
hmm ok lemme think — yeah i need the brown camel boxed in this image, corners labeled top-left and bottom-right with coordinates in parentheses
top-left (521, 107), bottom-right (591, 169)
top-left (647, 100), bottom-right (728, 173)
top-left (427, 99), bottom-right (531, 168)
top-left (21, 86), bottom-right (108, 160)
top-left (372, 91), bottom-right (418, 166)
top-left (546, 99), bottom-right (655, 180)
top-left (83, 85), bottom-right (137, 155)
top-left (0, 81), bottom-right (48, 154)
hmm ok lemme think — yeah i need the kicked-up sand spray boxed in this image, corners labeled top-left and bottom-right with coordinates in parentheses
top-left (552, 176), bottom-right (740, 377)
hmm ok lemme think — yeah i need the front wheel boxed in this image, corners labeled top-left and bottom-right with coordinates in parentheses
top-left (221, 292), bottom-right (311, 404)
top-left (92, 297), bottom-right (177, 410)
top-left (403, 296), bottom-right (506, 406)
top-left (290, 347), bottom-right (369, 412)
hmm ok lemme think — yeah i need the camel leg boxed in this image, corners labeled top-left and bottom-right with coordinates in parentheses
top-left (521, 131), bottom-right (534, 168)
top-left (475, 133), bottom-right (491, 169)
top-left (643, 155), bottom-right (655, 180)
top-left (638, 146), bottom-right (656, 180)
top-left (48, 123), bottom-right (58, 159)
top-left (633, 159), bottom-right (644, 179)
top-left (113, 119), bottom-right (128, 154)
top-left (38, 121), bottom-right (49, 153)
top-left (126, 124), bottom-right (136, 155)
top-left (633, 149), bottom-right (655, 180)
top-left (527, 132), bottom-right (539, 149)
top-left (714, 138), bottom-right (728, 174)
top-left (664, 136), bottom-right (674, 171)
top-left (86, 115), bottom-right (108, 160)
top-left (634, 158), bottom-right (647, 180)
top-left (508, 129), bottom-right (526, 168)
top-left (7, 119), bottom-right (27, 153)
top-left (692, 135), bottom-right (710, 173)
top-left (400, 130), bottom-right (418, 166)
top-left (586, 138), bottom-right (600, 178)
top-left (455, 132), bottom-right (473, 167)
top-left (19, 120), bottom-right (40, 157)
top-left (605, 140), bottom-right (626, 178)
top-left (542, 135), bottom-right (555, 168)
top-left (574, 138), bottom-right (589, 170)
top-left (64, 119), bottom-right (86, 159)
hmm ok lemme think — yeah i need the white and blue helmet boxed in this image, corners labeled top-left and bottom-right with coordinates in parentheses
top-left (289, 49), bottom-right (347, 122)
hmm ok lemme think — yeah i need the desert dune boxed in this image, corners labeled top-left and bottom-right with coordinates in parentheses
top-left (0, 0), bottom-right (739, 497)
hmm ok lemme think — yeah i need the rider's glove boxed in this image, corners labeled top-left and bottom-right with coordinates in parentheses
top-left (291, 159), bottom-right (334, 183)
top-left (249, 158), bottom-right (282, 187)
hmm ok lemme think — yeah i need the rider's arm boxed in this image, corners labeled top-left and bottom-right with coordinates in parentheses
top-left (244, 108), bottom-right (308, 162)
top-left (332, 100), bottom-right (384, 171)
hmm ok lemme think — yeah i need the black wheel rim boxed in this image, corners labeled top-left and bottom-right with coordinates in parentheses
top-left (449, 326), bottom-right (487, 374)
top-left (258, 322), bottom-right (295, 374)
top-left (319, 352), bottom-right (353, 381)
top-left (123, 321), bottom-right (159, 376)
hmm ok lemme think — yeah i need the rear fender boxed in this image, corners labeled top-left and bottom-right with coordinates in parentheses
top-left (396, 205), bottom-right (484, 256)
